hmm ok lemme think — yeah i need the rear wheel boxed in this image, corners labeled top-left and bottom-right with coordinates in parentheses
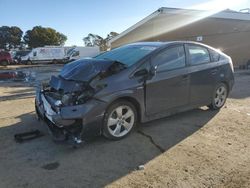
top-left (52, 59), bottom-right (58, 64)
top-left (1, 60), bottom-right (8, 66)
top-left (103, 100), bottom-right (137, 140)
top-left (26, 60), bottom-right (32, 65)
top-left (208, 83), bottom-right (228, 110)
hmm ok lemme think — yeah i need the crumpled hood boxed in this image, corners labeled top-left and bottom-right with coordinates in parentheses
top-left (60, 58), bottom-right (114, 82)
top-left (49, 75), bottom-right (84, 93)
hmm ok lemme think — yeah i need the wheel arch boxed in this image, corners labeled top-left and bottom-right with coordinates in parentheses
top-left (107, 96), bottom-right (142, 123)
top-left (220, 81), bottom-right (230, 96)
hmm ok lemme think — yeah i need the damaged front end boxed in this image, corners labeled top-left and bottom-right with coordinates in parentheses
top-left (35, 58), bottom-right (126, 144)
top-left (36, 77), bottom-right (92, 144)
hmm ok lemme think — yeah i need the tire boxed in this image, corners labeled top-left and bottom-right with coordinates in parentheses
top-left (103, 100), bottom-right (137, 140)
top-left (208, 83), bottom-right (228, 110)
top-left (26, 60), bottom-right (32, 65)
top-left (52, 59), bottom-right (57, 64)
top-left (1, 60), bottom-right (8, 66)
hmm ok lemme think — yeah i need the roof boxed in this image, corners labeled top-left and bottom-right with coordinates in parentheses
top-left (124, 41), bottom-right (213, 48)
top-left (110, 7), bottom-right (250, 45)
top-left (126, 41), bottom-right (167, 47)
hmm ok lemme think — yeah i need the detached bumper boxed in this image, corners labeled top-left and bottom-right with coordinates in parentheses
top-left (35, 91), bottom-right (106, 139)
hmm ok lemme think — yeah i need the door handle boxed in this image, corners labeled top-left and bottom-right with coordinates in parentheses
top-left (211, 68), bottom-right (218, 75)
top-left (182, 74), bottom-right (189, 81)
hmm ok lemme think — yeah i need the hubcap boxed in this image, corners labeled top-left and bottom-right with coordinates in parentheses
top-left (214, 86), bottom-right (227, 108)
top-left (107, 105), bottom-right (135, 137)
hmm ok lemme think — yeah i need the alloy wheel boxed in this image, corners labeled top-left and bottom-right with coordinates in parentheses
top-left (107, 105), bottom-right (135, 138)
top-left (214, 85), bottom-right (227, 108)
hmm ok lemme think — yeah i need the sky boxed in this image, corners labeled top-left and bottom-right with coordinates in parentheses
top-left (1, 0), bottom-right (250, 46)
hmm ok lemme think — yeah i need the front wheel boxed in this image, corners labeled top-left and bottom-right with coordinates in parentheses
top-left (208, 83), bottom-right (228, 110)
top-left (103, 100), bottom-right (137, 140)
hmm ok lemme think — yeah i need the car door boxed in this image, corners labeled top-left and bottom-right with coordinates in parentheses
top-left (145, 44), bottom-right (189, 116)
top-left (186, 44), bottom-right (218, 106)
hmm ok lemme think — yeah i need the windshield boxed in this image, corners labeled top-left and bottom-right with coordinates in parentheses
top-left (16, 51), bottom-right (31, 57)
top-left (95, 45), bottom-right (157, 67)
top-left (66, 48), bottom-right (76, 56)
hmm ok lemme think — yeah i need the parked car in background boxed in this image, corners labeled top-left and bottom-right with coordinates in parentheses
top-left (35, 41), bottom-right (234, 144)
top-left (66, 46), bottom-right (100, 62)
top-left (0, 51), bottom-right (13, 66)
top-left (0, 71), bottom-right (27, 81)
top-left (21, 46), bottom-right (66, 64)
top-left (13, 50), bottom-right (31, 64)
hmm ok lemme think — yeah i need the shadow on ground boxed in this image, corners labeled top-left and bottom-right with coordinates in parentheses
top-left (0, 107), bottom-right (218, 188)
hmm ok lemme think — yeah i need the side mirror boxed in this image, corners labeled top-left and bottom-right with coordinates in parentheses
top-left (150, 65), bottom-right (157, 76)
top-left (134, 69), bottom-right (149, 77)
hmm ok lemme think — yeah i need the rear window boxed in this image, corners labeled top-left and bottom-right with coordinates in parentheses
top-left (209, 49), bottom-right (220, 62)
top-left (219, 54), bottom-right (229, 61)
top-left (187, 45), bottom-right (210, 65)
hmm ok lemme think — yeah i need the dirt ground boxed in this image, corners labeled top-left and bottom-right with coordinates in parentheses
top-left (0, 65), bottom-right (249, 188)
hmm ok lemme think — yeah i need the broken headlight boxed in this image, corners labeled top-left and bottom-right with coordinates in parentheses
top-left (75, 90), bottom-right (94, 104)
top-left (61, 89), bottom-right (95, 106)
top-left (61, 93), bottom-right (72, 106)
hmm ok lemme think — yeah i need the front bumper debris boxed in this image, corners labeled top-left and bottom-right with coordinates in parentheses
top-left (14, 130), bottom-right (44, 143)
top-left (35, 90), bottom-right (106, 144)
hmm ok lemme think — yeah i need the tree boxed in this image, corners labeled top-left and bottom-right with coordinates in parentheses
top-left (106, 32), bottom-right (119, 41)
top-left (9, 26), bottom-right (23, 48)
top-left (83, 31), bottom-right (119, 51)
top-left (23, 26), bottom-right (67, 48)
top-left (83, 34), bottom-right (106, 51)
top-left (0, 26), bottom-right (23, 50)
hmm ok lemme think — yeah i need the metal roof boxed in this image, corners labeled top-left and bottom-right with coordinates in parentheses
top-left (109, 7), bottom-right (250, 45)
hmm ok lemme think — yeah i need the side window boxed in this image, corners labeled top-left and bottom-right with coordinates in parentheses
top-left (188, 45), bottom-right (210, 65)
top-left (72, 51), bottom-right (80, 57)
top-left (209, 49), bottom-right (220, 62)
top-left (134, 59), bottom-right (150, 73)
top-left (33, 51), bottom-right (37, 57)
top-left (152, 45), bottom-right (186, 72)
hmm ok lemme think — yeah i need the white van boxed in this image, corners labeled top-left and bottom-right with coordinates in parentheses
top-left (66, 47), bottom-right (100, 61)
top-left (21, 47), bottom-right (66, 64)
